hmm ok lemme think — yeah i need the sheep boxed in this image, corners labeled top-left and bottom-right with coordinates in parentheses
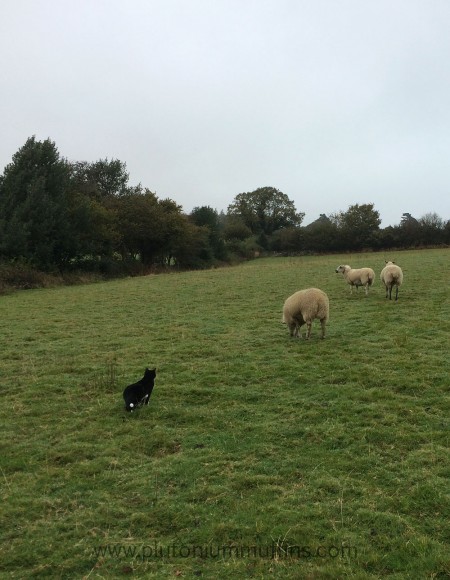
top-left (380, 261), bottom-right (403, 300)
top-left (282, 288), bottom-right (329, 340)
top-left (335, 264), bottom-right (375, 295)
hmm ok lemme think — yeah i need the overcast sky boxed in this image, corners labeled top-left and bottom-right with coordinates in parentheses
top-left (1, 0), bottom-right (449, 226)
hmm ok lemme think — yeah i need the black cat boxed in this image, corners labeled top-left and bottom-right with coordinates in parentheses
top-left (123, 368), bottom-right (156, 412)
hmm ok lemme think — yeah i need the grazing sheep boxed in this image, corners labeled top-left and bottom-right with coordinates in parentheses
top-left (335, 264), bottom-right (375, 295)
top-left (282, 288), bottom-right (329, 339)
top-left (380, 261), bottom-right (403, 300)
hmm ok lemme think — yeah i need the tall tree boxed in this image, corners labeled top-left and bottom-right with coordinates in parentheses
top-left (398, 212), bottom-right (420, 247)
top-left (332, 203), bottom-right (381, 250)
top-left (113, 192), bottom-right (202, 267)
top-left (302, 214), bottom-right (339, 252)
top-left (169, 219), bottom-right (212, 269)
top-left (69, 158), bottom-right (136, 199)
top-left (418, 212), bottom-right (445, 245)
top-left (190, 206), bottom-right (227, 261)
top-left (0, 136), bottom-right (73, 269)
top-left (114, 190), bottom-right (165, 264)
top-left (227, 186), bottom-right (304, 238)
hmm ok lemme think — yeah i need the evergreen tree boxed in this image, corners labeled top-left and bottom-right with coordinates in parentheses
top-left (398, 212), bottom-right (420, 247)
top-left (0, 137), bottom-right (73, 269)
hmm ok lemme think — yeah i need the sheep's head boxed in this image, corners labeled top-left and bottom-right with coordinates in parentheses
top-left (335, 265), bottom-right (349, 274)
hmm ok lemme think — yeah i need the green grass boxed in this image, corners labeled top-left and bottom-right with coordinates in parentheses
top-left (1, 249), bottom-right (449, 579)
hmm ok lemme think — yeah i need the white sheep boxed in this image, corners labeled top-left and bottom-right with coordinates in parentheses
top-left (282, 288), bottom-right (329, 339)
top-left (335, 264), bottom-right (375, 295)
top-left (380, 261), bottom-right (403, 300)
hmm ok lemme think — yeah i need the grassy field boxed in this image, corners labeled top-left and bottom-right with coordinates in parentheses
top-left (1, 249), bottom-right (449, 579)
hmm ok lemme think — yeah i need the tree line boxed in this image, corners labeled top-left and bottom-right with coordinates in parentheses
top-left (0, 137), bottom-right (448, 276)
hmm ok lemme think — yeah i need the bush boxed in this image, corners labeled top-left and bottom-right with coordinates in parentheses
top-left (0, 261), bottom-right (56, 293)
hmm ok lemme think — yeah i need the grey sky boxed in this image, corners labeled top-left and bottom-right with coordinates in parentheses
top-left (1, 0), bottom-right (449, 227)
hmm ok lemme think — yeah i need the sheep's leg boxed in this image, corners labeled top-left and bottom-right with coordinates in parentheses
top-left (395, 286), bottom-right (399, 301)
top-left (364, 283), bottom-right (369, 296)
top-left (298, 321), bottom-right (306, 338)
top-left (305, 322), bottom-right (312, 339)
top-left (320, 319), bottom-right (326, 339)
top-left (389, 285), bottom-right (393, 300)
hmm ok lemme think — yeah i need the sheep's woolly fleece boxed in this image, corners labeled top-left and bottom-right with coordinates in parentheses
top-left (380, 261), bottom-right (403, 300)
top-left (282, 288), bottom-right (329, 340)
top-left (335, 265), bottom-right (375, 295)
